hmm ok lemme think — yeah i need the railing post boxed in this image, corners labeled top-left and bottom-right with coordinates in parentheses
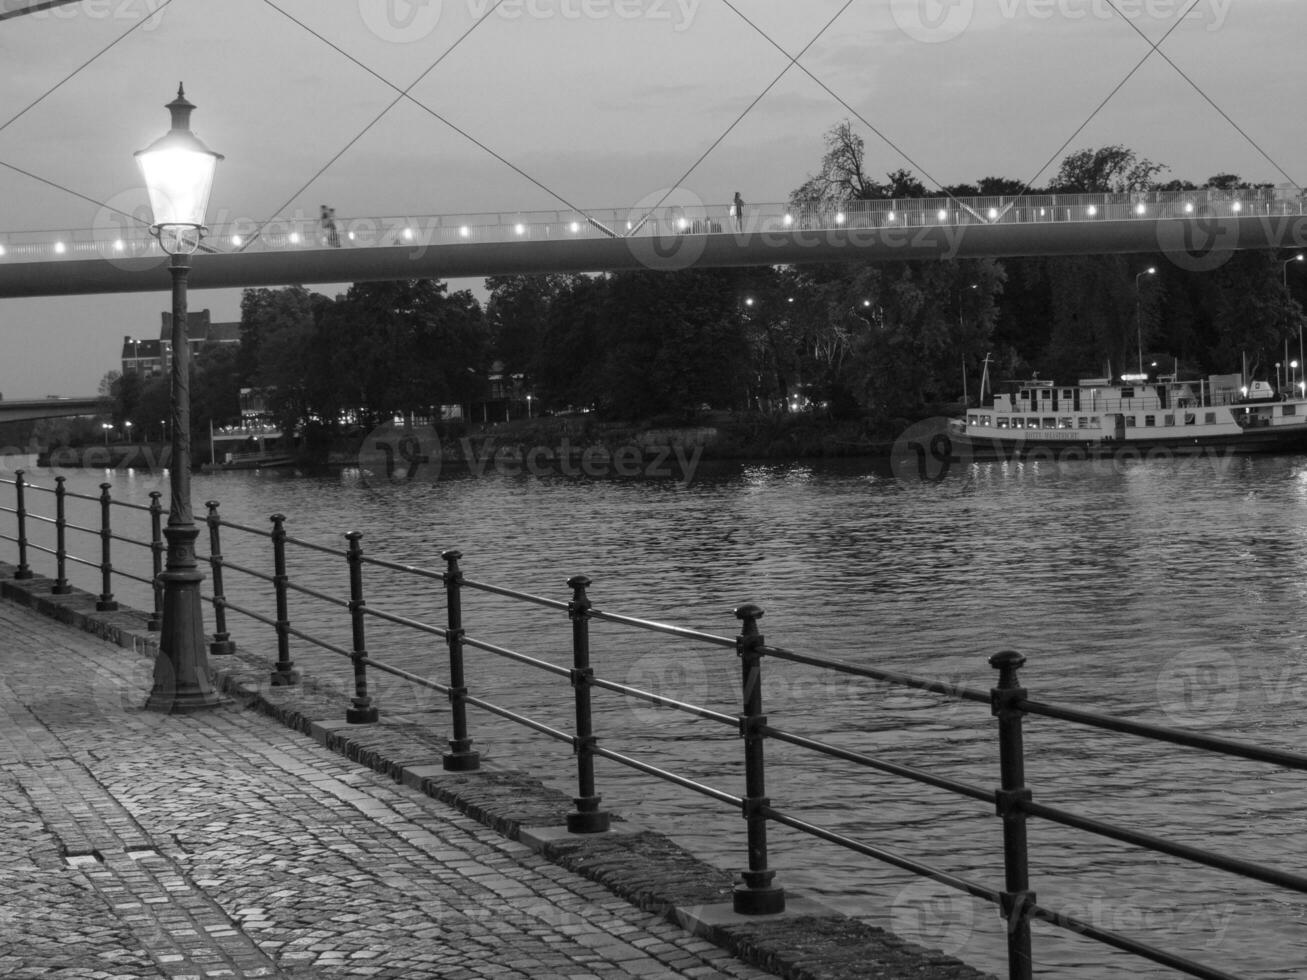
top-left (990, 650), bottom-right (1035, 980)
top-left (566, 574), bottom-right (610, 833)
top-left (96, 483), bottom-right (117, 611)
top-left (52, 476), bottom-right (70, 594)
top-left (732, 603), bottom-right (785, 915)
top-left (268, 514), bottom-right (299, 686)
top-left (204, 501), bottom-right (234, 654)
top-left (13, 469), bottom-right (32, 579)
top-left (440, 549), bottom-right (479, 771)
top-left (146, 491), bottom-right (163, 630)
top-left (344, 532), bottom-right (379, 723)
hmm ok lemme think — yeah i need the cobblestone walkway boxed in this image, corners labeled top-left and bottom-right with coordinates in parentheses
top-left (0, 599), bottom-right (780, 980)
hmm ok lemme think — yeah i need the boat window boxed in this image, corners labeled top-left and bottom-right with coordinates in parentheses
top-left (1124, 415), bottom-right (1136, 427)
top-left (983, 415), bottom-right (991, 426)
top-left (1164, 414), bottom-right (1175, 426)
top-left (1028, 418), bottom-right (1040, 429)
top-left (1285, 404), bottom-right (1297, 417)
top-left (1012, 417), bottom-right (1024, 428)
top-left (1205, 412), bottom-right (1216, 424)
top-left (1144, 415), bottom-right (1156, 426)
top-left (1041, 389), bottom-right (1052, 400)
top-left (1058, 417), bottom-right (1072, 428)
top-left (1043, 418), bottom-right (1056, 429)
top-left (968, 415), bottom-right (978, 425)
top-left (997, 417), bottom-right (1009, 429)
top-left (1184, 413), bottom-right (1196, 425)
top-left (1121, 387), bottom-right (1134, 398)
top-left (1061, 389), bottom-right (1072, 399)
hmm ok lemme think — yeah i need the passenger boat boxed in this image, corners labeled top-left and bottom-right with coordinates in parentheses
top-left (949, 370), bottom-right (1307, 460)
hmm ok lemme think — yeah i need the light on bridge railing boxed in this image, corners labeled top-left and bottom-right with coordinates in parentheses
top-left (569, 221), bottom-right (581, 233)
top-left (515, 223), bottom-right (526, 235)
top-left (54, 241), bottom-right (66, 254)
top-left (113, 240), bottom-right (124, 252)
top-left (888, 211), bottom-right (896, 221)
top-left (1184, 202), bottom-right (1194, 213)
top-left (1232, 201), bottom-right (1243, 213)
top-left (782, 213), bottom-right (793, 227)
top-left (1087, 205), bottom-right (1098, 216)
top-left (937, 209), bottom-right (947, 221)
top-left (289, 231), bottom-right (301, 244)
top-left (402, 227), bottom-right (414, 241)
top-left (1135, 203), bottom-right (1146, 215)
top-left (459, 225), bottom-right (470, 238)
top-left (835, 212), bottom-right (846, 225)
top-left (0, 245), bottom-right (5, 257)
top-left (231, 234), bottom-right (242, 246)
top-left (987, 207), bottom-right (998, 220)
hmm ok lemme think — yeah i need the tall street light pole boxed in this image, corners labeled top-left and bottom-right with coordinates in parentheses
top-left (137, 85), bottom-right (224, 714)
top-left (1285, 254), bottom-right (1305, 392)
top-left (1135, 267), bottom-right (1156, 377)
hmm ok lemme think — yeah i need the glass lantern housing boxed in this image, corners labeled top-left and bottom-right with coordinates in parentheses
top-left (135, 84), bottom-right (222, 254)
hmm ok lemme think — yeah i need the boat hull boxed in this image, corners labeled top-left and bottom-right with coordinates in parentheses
top-left (951, 427), bottom-right (1307, 462)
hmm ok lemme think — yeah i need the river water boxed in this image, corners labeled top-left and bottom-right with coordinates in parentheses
top-left (4, 449), bottom-right (1306, 979)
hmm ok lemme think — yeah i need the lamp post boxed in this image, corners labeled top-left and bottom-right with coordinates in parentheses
top-left (124, 420), bottom-right (133, 444)
top-left (1282, 253), bottom-right (1304, 290)
top-left (137, 84), bottom-right (224, 714)
top-left (102, 422), bottom-right (112, 446)
top-left (1135, 267), bottom-right (1156, 377)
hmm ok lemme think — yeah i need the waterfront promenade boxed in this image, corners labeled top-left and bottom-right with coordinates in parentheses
top-left (0, 565), bottom-right (994, 980)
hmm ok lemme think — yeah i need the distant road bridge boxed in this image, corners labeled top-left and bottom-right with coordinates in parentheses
top-left (0, 396), bottom-right (100, 422)
top-left (0, 189), bottom-right (1303, 298)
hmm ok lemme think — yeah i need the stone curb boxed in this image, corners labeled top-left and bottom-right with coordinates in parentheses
top-left (0, 565), bottom-right (995, 980)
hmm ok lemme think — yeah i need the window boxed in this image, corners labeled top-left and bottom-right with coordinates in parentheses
top-left (1043, 418), bottom-right (1056, 429)
top-left (1077, 417), bottom-right (1090, 428)
top-left (1184, 413), bottom-right (1196, 425)
top-left (968, 415), bottom-right (978, 425)
top-left (1058, 417), bottom-right (1073, 428)
top-left (1028, 418), bottom-right (1040, 429)
top-left (1041, 389), bottom-right (1052, 400)
top-left (1144, 415), bottom-right (1156, 427)
top-left (1121, 387), bottom-right (1135, 399)
top-left (1061, 389), bottom-right (1073, 400)
top-left (1285, 404), bottom-right (1297, 417)
top-left (1205, 412), bottom-right (1216, 424)
top-left (1124, 416), bottom-right (1137, 427)
top-left (1164, 415), bottom-right (1175, 427)
top-left (997, 417), bottom-right (1009, 429)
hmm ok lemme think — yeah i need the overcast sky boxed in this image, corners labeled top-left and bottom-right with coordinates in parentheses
top-left (1, 0), bottom-right (1303, 398)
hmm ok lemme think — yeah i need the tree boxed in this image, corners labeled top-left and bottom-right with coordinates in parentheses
top-left (1049, 145), bottom-right (1166, 193)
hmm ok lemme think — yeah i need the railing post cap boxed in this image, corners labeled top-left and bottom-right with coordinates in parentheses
top-left (100, 482), bottom-right (112, 491)
top-left (346, 530), bottom-right (363, 541)
top-left (734, 603), bottom-right (764, 622)
top-left (441, 548), bottom-right (463, 561)
top-left (568, 574), bottom-right (591, 590)
top-left (989, 650), bottom-right (1027, 671)
top-left (204, 498), bottom-right (219, 508)
top-left (271, 513), bottom-right (286, 522)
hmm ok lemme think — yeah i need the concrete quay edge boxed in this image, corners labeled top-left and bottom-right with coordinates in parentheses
top-left (0, 564), bottom-right (996, 980)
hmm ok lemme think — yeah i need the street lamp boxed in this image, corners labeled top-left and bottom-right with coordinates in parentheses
top-left (124, 420), bottom-right (133, 443)
top-left (102, 422), bottom-right (112, 446)
top-left (136, 84), bottom-right (224, 714)
top-left (1135, 267), bottom-right (1156, 376)
top-left (1282, 253), bottom-right (1304, 290)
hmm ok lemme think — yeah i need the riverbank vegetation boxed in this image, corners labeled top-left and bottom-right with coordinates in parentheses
top-left (77, 128), bottom-right (1303, 461)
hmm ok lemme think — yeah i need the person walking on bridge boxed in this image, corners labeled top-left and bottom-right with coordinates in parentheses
top-left (733, 191), bottom-right (745, 231)
top-left (320, 204), bottom-right (340, 248)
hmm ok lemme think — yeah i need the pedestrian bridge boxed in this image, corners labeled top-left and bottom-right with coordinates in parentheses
top-left (0, 188), bottom-right (1303, 298)
top-left (0, 396), bottom-right (101, 422)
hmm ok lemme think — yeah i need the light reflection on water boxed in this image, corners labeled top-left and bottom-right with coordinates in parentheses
top-left (8, 452), bottom-right (1307, 979)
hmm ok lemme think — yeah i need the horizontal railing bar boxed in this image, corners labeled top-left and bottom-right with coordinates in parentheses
top-left (281, 533), bottom-right (347, 558)
top-left (217, 599), bottom-right (279, 630)
top-left (283, 579), bottom-right (350, 609)
top-left (1030, 903), bottom-right (1244, 980)
top-left (63, 520), bottom-right (98, 536)
top-left (284, 624), bottom-right (352, 659)
top-left (214, 517), bottom-right (273, 538)
top-left (357, 554), bottom-right (444, 582)
top-left (589, 675), bottom-right (738, 725)
top-left (592, 744), bottom-right (742, 807)
top-left (217, 559), bottom-right (275, 584)
top-left (1023, 798), bottom-right (1307, 893)
top-left (456, 687), bottom-right (574, 743)
top-left (461, 576), bottom-right (570, 612)
top-left (588, 607), bottom-right (736, 646)
top-left (113, 499), bottom-right (155, 514)
top-left (26, 513), bottom-right (56, 527)
top-left (115, 569), bottom-right (154, 587)
top-left (360, 604), bottom-right (449, 639)
top-left (357, 657), bottom-right (450, 694)
top-left (461, 633), bottom-right (572, 679)
top-left (60, 488), bottom-right (104, 504)
top-left (762, 644), bottom-right (991, 704)
top-left (65, 553), bottom-right (98, 570)
top-left (109, 532), bottom-right (152, 549)
top-left (1021, 697), bottom-right (1307, 770)
top-left (26, 543), bottom-right (55, 558)
top-left (760, 802), bottom-right (1001, 906)
top-left (763, 725), bottom-right (994, 804)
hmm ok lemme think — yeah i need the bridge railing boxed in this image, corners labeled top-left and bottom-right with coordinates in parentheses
top-left (2, 187), bottom-right (1302, 264)
top-left (2, 468), bottom-right (1304, 980)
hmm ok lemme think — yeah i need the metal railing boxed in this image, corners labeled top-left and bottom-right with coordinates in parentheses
top-left (0, 187), bottom-right (1302, 264)
top-left (2, 468), bottom-right (1304, 980)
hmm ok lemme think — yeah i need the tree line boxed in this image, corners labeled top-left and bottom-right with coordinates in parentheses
top-left (90, 124), bottom-right (1304, 447)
